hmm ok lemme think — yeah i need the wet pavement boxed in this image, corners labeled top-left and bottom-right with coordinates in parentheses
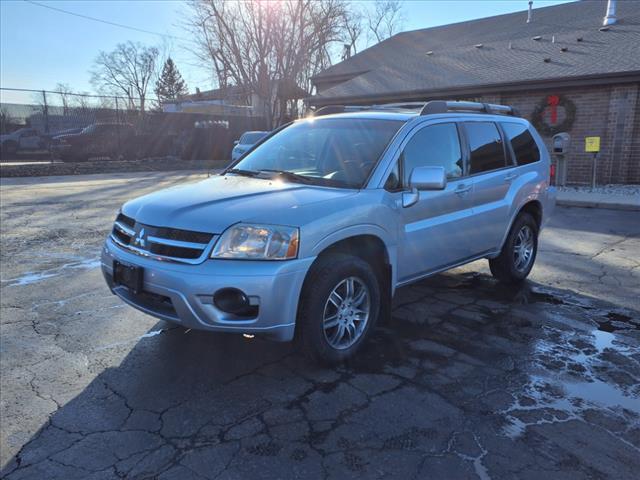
top-left (1, 172), bottom-right (639, 479)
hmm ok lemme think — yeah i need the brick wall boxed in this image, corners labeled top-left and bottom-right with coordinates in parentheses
top-left (479, 83), bottom-right (639, 185)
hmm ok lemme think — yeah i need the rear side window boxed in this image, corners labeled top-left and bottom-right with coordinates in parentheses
top-left (402, 123), bottom-right (463, 183)
top-left (241, 132), bottom-right (266, 144)
top-left (464, 122), bottom-right (506, 174)
top-left (502, 123), bottom-right (540, 165)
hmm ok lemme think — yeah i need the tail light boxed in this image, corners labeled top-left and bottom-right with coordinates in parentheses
top-left (550, 163), bottom-right (556, 185)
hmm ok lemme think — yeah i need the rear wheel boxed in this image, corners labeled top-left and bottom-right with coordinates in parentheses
top-left (297, 254), bottom-right (380, 364)
top-left (489, 212), bottom-right (538, 284)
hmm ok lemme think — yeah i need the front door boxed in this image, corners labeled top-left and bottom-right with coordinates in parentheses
top-left (393, 122), bottom-right (474, 283)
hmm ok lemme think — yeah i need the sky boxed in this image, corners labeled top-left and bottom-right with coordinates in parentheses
top-left (0, 0), bottom-right (573, 104)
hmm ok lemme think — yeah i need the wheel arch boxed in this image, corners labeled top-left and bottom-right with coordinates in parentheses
top-left (308, 225), bottom-right (397, 291)
top-left (497, 199), bottom-right (543, 253)
top-left (300, 230), bottom-right (396, 332)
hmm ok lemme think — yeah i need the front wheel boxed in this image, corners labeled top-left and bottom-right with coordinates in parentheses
top-left (489, 212), bottom-right (538, 284)
top-left (297, 254), bottom-right (380, 364)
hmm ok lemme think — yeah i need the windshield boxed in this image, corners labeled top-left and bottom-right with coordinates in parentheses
top-left (240, 132), bottom-right (267, 144)
top-left (231, 118), bottom-right (402, 188)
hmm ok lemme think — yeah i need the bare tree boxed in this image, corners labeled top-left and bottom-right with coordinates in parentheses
top-left (0, 107), bottom-right (17, 134)
top-left (72, 92), bottom-right (93, 112)
top-left (54, 83), bottom-right (74, 114)
top-left (342, 7), bottom-right (364, 59)
top-left (366, 0), bottom-right (404, 43)
top-left (186, 0), bottom-right (347, 127)
top-left (90, 41), bottom-right (160, 113)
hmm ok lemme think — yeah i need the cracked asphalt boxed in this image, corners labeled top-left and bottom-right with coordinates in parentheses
top-left (1, 172), bottom-right (639, 479)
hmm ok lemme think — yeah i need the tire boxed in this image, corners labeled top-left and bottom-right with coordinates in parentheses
top-left (489, 212), bottom-right (539, 284)
top-left (297, 253), bottom-right (381, 365)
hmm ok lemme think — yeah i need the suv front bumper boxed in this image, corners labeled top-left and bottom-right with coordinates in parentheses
top-left (101, 237), bottom-right (315, 341)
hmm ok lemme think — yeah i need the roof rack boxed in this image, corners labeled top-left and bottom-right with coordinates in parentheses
top-left (419, 100), bottom-right (519, 116)
top-left (312, 103), bottom-right (423, 117)
top-left (312, 100), bottom-right (520, 118)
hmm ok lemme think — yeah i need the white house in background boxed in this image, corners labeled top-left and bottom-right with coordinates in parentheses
top-left (161, 81), bottom-right (308, 124)
top-left (162, 86), bottom-right (260, 117)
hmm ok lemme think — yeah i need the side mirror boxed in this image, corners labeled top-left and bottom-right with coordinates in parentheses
top-left (409, 166), bottom-right (447, 190)
top-left (233, 140), bottom-right (239, 146)
top-left (403, 166), bottom-right (447, 208)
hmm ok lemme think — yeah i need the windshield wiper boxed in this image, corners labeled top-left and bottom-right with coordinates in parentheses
top-left (258, 169), bottom-right (316, 184)
top-left (226, 168), bottom-right (260, 177)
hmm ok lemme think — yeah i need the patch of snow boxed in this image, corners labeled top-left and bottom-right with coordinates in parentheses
top-left (5, 258), bottom-right (101, 287)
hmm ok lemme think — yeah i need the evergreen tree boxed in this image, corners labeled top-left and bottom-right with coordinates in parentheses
top-left (155, 58), bottom-right (188, 103)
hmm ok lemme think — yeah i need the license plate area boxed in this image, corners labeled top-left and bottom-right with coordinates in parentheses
top-left (113, 261), bottom-right (143, 294)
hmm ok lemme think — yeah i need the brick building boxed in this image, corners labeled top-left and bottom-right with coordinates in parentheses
top-left (310, 0), bottom-right (640, 185)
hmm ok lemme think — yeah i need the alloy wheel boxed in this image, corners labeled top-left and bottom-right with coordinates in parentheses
top-left (513, 225), bottom-right (535, 272)
top-left (322, 276), bottom-right (370, 350)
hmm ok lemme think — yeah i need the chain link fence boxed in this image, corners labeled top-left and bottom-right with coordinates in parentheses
top-left (0, 88), bottom-right (267, 163)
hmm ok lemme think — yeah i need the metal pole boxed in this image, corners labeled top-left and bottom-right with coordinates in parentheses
top-left (42, 90), bottom-right (49, 134)
top-left (41, 90), bottom-right (54, 164)
top-left (591, 153), bottom-right (598, 189)
top-left (115, 96), bottom-right (122, 159)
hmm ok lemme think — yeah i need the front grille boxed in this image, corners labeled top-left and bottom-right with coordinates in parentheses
top-left (111, 213), bottom-right (216, 263)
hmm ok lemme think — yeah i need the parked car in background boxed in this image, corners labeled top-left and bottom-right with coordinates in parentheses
top-left (0, 127), bottom-right (49, 157)
top-left (101, 100), bottom-right (556, 364)
top-left (231, 130), bottom-right (269, 161)
top-left (51, 127), bottom-right (84, 137)
top-left (50, 123), bottom-right (134, 162)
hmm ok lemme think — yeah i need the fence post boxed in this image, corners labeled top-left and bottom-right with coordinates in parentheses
top-left (115, 96), bottom-right (122, 159)
top-left (42, 90), bottom-right (49, 134)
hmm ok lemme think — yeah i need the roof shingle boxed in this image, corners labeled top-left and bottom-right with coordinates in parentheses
top-left (311, 1), bottom-right (640, 104)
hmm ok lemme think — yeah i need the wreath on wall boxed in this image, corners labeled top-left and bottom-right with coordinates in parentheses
top-left (531, 94), bottom-right (576, 137)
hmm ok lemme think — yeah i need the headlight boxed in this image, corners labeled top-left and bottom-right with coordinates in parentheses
top-left (211, 224), bottom-right (299, 260)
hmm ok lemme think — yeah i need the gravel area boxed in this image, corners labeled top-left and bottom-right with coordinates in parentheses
top-left (559, 184), bottom-right (640, 196)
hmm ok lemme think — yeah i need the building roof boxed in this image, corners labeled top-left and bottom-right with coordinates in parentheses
top-left (310, 1), bottom-right (640, 105)
top-left (183, 85), bottom-right (249, 102)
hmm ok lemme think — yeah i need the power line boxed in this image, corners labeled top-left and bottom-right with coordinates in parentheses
top-left (23, 0), bottom-right (195, 44)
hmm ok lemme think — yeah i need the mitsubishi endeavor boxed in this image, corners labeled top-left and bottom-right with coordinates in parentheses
top-left (102, 100), bottom-right (556, 364)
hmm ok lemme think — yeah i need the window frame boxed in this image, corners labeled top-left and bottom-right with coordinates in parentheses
top-left (461, 120), bottom-right (514, 177)
top-left (384, 120), bottom-right (468, 192)
top-left (500, 121), bottom-right (541, 167)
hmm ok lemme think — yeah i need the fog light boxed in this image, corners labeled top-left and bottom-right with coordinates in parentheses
top-left (213, 288), bottom-right (258, 317)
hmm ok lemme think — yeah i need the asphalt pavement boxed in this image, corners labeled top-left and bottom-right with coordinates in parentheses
top-left (1, 172), bottom-right (639, 479)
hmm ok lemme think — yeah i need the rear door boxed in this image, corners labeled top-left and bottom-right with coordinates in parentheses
top-left (462, 121), bottom-right (516, 254)
top-left (393, 121), bottom-right (474, 283)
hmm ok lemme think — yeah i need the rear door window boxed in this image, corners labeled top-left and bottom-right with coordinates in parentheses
top-left (502, 123), bottom-right (540, 165)
top-left (464, 122), bottom-right (507, 174)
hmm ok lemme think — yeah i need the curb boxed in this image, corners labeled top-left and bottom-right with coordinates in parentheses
top-left (557, 199), bottom-right (640, 212)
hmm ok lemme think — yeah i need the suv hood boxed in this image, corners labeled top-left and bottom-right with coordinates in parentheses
top-left (122, 175), bottom-right (357, 233)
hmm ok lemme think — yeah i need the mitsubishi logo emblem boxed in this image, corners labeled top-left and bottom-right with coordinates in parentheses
top-left (133, 228), bottom-right (146, 248)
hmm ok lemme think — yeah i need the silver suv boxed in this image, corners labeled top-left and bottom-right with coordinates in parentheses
top-left (102, 101), bottom-right (556, 364)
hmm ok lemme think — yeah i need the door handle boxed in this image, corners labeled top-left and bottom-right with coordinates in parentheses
top-left (504, 172), bottom-right (519, 182)
top-left (455, 185), bottom-right (471, 196)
